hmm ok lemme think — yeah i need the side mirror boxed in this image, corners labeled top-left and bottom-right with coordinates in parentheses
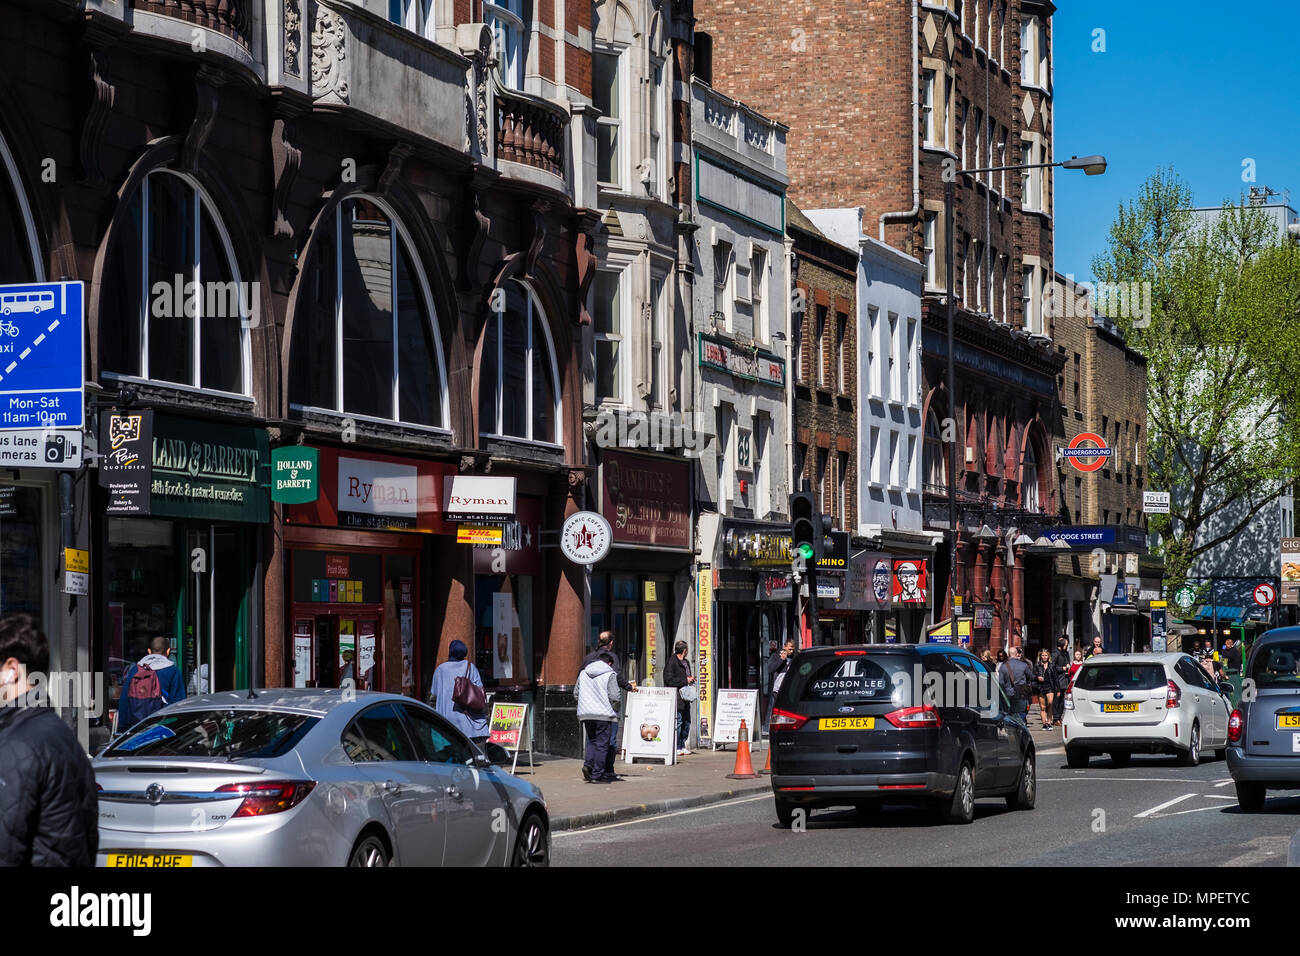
top-left (481, 741), bottom-right (511, 765)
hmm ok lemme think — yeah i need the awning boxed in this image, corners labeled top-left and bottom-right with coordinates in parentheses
top-left (1105, 605), bottom-right (1139, 616)
top-left (1192, 605), bottom-right (1245, 621)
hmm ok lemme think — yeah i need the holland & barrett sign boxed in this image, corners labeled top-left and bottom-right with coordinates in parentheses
top-left (272, 446), bottom-right (319, 504)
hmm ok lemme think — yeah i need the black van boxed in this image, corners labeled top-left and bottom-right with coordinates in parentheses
top-left (769, 644), bottom-right (1036, 825)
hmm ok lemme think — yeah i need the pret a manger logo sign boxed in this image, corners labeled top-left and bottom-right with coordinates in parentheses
top-left (1062, 432), bottom-right (1113, 473)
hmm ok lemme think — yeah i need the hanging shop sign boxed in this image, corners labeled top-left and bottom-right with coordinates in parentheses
top-left (457, 525), bottom-right (503, 545)
top-left (600, 450), bottom-right (692, 550)
top-left (974, 604), bottom-right (995, 629)
top-left (817, 532), bottom-right (850, 573)
top-left (146, 415), bottom-right (270, 524)
top-left (831, 550), bottom-right (891, 611)
top-left (1281, 538), bottom-right (1300, 604)
top-left (560, 511), bottom-right (612, 565)
top-left (271, 446), bottom-right (319, 504)
top-left (284, 447), bottom-right (453, 533)
top-left (722, 526), bottom-right (793, 568)
top-left (99, 410), bottom-right (153, 515)
top-left (472, 497), bottom-right (542, 575)
top-left (443, 475), bottom-right (517, 521)
top-left (892, 559), bottom-right (928, 605)
top-left (697, 332), bottom-right (785, 387)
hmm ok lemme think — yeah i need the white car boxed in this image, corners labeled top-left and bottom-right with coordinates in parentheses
top-left (1061, 653), bottom-right (1233, 768)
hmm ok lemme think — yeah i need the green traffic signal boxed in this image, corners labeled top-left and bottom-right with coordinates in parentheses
top-left (797, 542), bottom-right (815, 560)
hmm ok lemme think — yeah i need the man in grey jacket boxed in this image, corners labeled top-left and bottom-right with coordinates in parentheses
top-left (576, 652), bottom-right (623, 784)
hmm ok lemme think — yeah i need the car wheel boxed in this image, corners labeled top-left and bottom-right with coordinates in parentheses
top-left (944, 761), bottom-right (976, 824)
top-left (1235, 781), bottom-right (1266, 813)
top-left (1066, 747), bottom-right (1089, 769)
top-left (1109, 752), bottom-right (1131, 768)
top-left (347, 833), bottom-right (390, 867)
top-left (1006, 750), bottom-right (1036, 810)
top-left (1179, 722), bottom-right (1201, 767)
top-left (774, 796), bottom-right (798, 829)
top-left (511, 812), bottom-right (550, 867)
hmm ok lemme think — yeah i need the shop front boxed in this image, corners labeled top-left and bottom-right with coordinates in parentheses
top-left (95, 413), bottom-right (270, 729)
top-left (283, 447), bottom-right (455, 698)
top-left (591, 450), bottom-right (693, 689)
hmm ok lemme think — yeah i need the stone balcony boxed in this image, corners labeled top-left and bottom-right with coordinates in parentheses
top-left (493, 79), bottom-right (568, 185)
top-left (133, 0), bottom-right (253, 47)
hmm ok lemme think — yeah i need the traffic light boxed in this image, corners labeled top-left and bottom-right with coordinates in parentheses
top-left (790, 491), bottom-right (820, 562)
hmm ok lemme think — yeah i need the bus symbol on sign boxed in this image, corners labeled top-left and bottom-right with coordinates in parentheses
top-left (1254, 583), bottom-right (1276, 607)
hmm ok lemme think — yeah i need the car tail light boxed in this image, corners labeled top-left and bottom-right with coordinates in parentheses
top-left (834, 649), bottom-right (867, 656)
top-left (770, 708), bottom-right (809, 732)
top-left (1064, 681), bottom-right (1075, 711)
top-left (215, 781), bottom-right (316, 817)
top-left (1166, 679), bottom-right (1181, 709)
top-left (1228, 709), bottom-right (1243, 744)
top-left (884, 706), bottom-right (942, 729)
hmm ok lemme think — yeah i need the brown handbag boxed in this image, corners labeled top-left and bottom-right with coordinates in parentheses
top-left (452, 661), bottom-right (487, 712)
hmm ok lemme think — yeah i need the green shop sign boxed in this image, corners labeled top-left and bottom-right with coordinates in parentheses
top-left (149, 415), bottom-right (270, 524)
top-left (271, 446), bottom-right (319, 504)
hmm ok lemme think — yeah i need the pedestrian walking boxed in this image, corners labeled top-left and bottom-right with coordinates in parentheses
top-left (1033, 649), bottom-right (1056, 729)
top-left (582, 631), bottom-right (637, 780)
top-left (1222, 637), bottom-right (1242, 674)
top-left (429, 639), bottom-right (490, 745)
top-left (576, 651), bottom-right (622, 783)
top-left (1069, 650), bottom-right (1084, 683)
top-left (1051, 636), bottom-right (1072, 723)
top-left (980, 649), bottom-right (996, 672)
top-left (998, 646), bottom-right (1034, 724)
top-left (663, 640), bottom-right (696, 756)
top-left (0, 613), bottom-right (99, 866)
top-left (116, 634), bottom-right (186, 733)
top-left (765, 638), bottom-right (795, 729)
top-left (1087, 635), bottom-right (1104, 659)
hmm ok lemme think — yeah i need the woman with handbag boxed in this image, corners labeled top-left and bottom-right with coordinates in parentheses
top-left (429, 639), bottom-right (490, 744)
top-left (1034, 649), bottom-right (1056, 730)
top-left (663, 641), bottom-right (696, 757)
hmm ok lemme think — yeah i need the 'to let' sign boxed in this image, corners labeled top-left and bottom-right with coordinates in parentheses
top-left (1061, 432), bottom-right (1112, 473)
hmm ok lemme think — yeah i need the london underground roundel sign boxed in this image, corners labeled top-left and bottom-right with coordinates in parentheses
top-left (1062, 432), bottom-right (1113, 473)
top-left (560, 511), bottom-right (612, 565)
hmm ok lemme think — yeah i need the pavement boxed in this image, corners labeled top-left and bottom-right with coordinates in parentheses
top-left (525, 709), bottom-right (1065, 832)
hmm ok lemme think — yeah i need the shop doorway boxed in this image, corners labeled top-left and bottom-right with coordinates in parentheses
top-left (185, 525), bottom-right (252, 694)
top-left (297, 613), bottom-right (381, 689)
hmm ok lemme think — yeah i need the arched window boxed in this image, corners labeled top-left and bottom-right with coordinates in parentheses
top-left (923, 410), bottom-right (947, 490)
top-left (1022, 440), bottom-right (1040, 512)
top-left (100, 169), bottom-right (249, 394)
top-left (291, 196), bottom-right (448, 428)
top-left (479, 279), bottom-right (559, 443)
top-left (0, 133), bottom-right (41, 282)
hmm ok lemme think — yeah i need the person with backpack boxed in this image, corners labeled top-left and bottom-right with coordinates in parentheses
top-left (116, 635), bottom-right (186, 733)
top-left (998, 645), bottom-right (1033, 724)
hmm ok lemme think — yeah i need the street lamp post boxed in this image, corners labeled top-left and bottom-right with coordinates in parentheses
top-left (941, 155), bottom-right (1106, 639)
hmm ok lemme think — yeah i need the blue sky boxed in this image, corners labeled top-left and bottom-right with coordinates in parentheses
top-left (1052, 1), bottom-right (1300, 282)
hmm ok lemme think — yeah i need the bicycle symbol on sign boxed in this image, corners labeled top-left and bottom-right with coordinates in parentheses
top-left (0, 320), bottom-right (19, 337)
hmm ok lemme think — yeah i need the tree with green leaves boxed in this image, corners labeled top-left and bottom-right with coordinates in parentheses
top-left (1091, 167), bottom-right (1300, 596)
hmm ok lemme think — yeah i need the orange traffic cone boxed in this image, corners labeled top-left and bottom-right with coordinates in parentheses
top-left (726, 720), bottom-right (760, 779)
top-left (760, 742), bottom-right (771, 775)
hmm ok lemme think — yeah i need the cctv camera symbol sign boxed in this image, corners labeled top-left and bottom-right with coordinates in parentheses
top-left (0, 282), bottom-right (85, 468)
top-left (1062, 433), bottom-right (1112, 472)
top-left (1254, 583), bottom-right (1276, 607)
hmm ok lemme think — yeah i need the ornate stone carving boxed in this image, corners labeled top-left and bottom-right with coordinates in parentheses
top-left (377, 143), bottom-right (414, 195)
top-left (459, 186), bottom-right (490, 291)
top-left (270, 113), bottom-right (302, 240)
top-left (311, 8), bottom-right (349, 104)
top-left (284, 0), bottom-right (302, 77)
top-left (79, 48), bottom-right (115, 188)
top-left (574, 224), bottom-right (598, 327)
top-left (524, 201), bottom-right (550, 281)
top-left (567, 468), bottom-right (587, 491)
top-left (181, 69), bottom-right (224, 173)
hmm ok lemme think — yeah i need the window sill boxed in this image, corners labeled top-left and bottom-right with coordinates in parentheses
top-left (103, 372), bottom-right (254, 406)
top-left (1020, 80), bottom-right (1052, 97)
top-left (479, 433), bottom-right (566, 453)
top-left (292, 404), bottom-right (454, 438)
top-left (921, 144), bottom-right (957, 161)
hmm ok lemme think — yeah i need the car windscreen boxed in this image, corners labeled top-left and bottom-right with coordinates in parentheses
top-left (1248, 641), bottom-right (1300, 689)
top-left (1074, 663), bottom-right (1166, 691)
top-left (104, 710), bottom-right (319, 759)
top-left (780, 654), bottom-right (913, 704)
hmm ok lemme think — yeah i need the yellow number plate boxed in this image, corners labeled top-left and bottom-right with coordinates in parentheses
top-left (1102, 703), bottom-right (1139, 713)
top-left (1277, 715), bottom-right (1300, 729)
top-left (106, 852), bottom-right (192, 868)
top-left (818, 717), bottom-right (875, 730)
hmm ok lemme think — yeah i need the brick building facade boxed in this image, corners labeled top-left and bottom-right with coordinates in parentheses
top-left (695, 0), bottom-right (1068, 649)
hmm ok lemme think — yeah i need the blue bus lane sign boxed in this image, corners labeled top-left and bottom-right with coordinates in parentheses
top-left (0, 281), bottom-right (85, 468)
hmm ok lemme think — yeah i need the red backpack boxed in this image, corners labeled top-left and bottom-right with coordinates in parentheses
top-left (120, 665), bottom-right (165, 729)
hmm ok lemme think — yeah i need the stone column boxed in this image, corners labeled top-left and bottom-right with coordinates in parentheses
top-left (1011, 546), bottom-right (1026, 648)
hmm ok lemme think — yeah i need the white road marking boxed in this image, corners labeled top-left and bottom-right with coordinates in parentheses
top-left (1040, 777), bottom-right (1206, 784)
top-left (1135, 793), bottom-right (1198, 817)
top-left (1214, 780), bottom-right (1234, 787)
top-left (1202, 794), bottom-right (1237, 800)
top-left (1161, 803), bottom-right (1234, 817)
top-left (553, 792), bottom-right (771, 837)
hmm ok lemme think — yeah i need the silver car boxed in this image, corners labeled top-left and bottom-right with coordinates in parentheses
top-left (1226, 628), bottom-right (1300, 811)
top-left (93, 689), bottom-right (549, 867)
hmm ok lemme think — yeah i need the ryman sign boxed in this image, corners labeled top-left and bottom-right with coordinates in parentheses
top-left (443, 475), bottom-right (517, 521)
